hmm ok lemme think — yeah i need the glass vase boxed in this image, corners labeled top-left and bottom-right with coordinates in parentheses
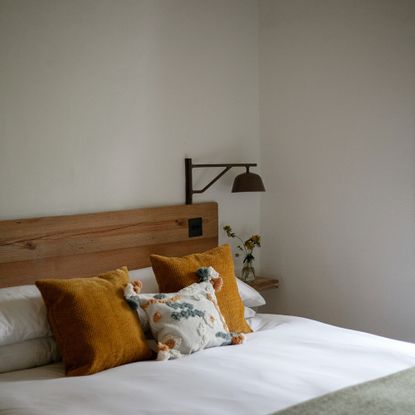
top-left (241, 262), bottom-right (256, 283)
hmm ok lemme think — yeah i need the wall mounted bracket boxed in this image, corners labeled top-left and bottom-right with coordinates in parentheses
top-left (185, 157), bottom-right (264, 204)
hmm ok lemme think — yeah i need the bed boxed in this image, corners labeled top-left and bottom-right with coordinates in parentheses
top-left (1, 203), bottom-right (414, 415)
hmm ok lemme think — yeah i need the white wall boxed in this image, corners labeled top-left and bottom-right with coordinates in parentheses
top-left (0, 0), bottom-right (261, 257)
top-left (259, 0), bottom-right (415, 341)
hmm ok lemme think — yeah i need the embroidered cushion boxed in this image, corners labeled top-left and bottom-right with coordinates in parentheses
top-left (125, 267), bottom-right (245, 361)
top-left (150, 245), bottom-right (252, 333)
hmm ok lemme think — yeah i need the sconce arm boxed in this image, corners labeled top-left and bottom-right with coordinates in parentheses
top-left (185, 158), bottom-right (257, 204)
top-left (193, 167), bottom-right (232, 194)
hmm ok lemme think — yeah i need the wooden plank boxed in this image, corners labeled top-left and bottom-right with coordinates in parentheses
top-left (0, 213), bottom-right (217, 263)
top-left (0, 203), bottom-right (216, 240)
top-left (0, 203), bottom-right (218, 287)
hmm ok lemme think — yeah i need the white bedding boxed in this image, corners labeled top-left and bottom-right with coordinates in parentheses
top-left (1, 314), bottom-right (415, 415)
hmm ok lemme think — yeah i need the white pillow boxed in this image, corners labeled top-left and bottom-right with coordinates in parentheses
top-left (244, 306), bottom-right (256, 319)
top-left (236, 279), bottom-right (266, 308)
top-left (128, 267), bottom-right (159, 293)
top-left (129, 267), bottom-right (266, 308)
top-left (0, 285), bottom-right (51, 346)
top-left (125, 267), bottom-right (246, 361)
top-left (0, 337), bottom-right (60, 373)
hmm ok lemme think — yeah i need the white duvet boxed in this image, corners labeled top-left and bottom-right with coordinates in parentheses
top-left (1, 314), bottom-right (415, 415)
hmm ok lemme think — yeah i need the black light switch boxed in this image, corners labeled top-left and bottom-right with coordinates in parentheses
top-left (188, 217), bottom-right (203, 237)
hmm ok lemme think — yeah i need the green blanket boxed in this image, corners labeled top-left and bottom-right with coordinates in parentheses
top-left (273, 367), bottom-right (415, 415)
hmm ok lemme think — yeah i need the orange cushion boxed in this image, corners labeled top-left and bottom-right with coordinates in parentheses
top-left (36, 267), bottom-right (152, 376)
top-left (150, 245), bottom-right (251, 333)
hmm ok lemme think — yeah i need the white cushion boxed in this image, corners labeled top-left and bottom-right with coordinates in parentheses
top-left (131, 302), bottom-right (256, 333)
top-left (0, 337), bottom-right (60, 373)
top-left (236, 279), bottom-right (266, 308)
top-left (0, 285), bottom-right (51, 346)
top-left (125, 267), bottom-right (245, 361)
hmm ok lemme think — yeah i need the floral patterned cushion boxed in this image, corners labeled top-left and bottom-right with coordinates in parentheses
top-left (124, 267), bottom-right (245, 361)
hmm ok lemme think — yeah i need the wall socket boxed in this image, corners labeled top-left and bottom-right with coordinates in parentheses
top-left (188, 217), bottom-right (203, 237)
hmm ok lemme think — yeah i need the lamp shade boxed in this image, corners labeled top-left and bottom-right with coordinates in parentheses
top-left (232, 171), bottom-right (265, 193)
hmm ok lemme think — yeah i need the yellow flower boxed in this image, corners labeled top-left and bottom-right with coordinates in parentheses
top-left (223, 225), bottom-right (235, 238)
top-left (244, 240), bottom-right (255, 250)
top-left (251, 234), bottom-right (261, 243)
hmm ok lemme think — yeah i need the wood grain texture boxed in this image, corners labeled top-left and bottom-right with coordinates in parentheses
top-left (249, 276), bottom-right (279, 292)
top-left (0, 202), bottom-right (218, 287)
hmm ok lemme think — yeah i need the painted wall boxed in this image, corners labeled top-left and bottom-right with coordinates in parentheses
top-left (259, 0), bottom-right (415, 341)
top-left (0, 0), bottom-right (261, 258)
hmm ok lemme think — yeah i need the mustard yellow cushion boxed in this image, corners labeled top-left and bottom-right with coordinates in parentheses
top-left (150, 245), bottom-right (252, 333)
top-left (36, 267), bottom-right (152, 376)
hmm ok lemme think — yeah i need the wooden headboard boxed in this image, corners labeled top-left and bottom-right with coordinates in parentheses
top-left (0, 202), bottom-right (218, 288)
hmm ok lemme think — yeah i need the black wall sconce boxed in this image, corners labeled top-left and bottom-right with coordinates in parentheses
top-left (185, 157), bottom-right (265, 204)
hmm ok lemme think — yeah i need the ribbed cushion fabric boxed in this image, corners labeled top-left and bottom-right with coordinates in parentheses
top-left (36, 267), bottom-right (152, 376)
top-left (150, 245), bottom-right (252, 333)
